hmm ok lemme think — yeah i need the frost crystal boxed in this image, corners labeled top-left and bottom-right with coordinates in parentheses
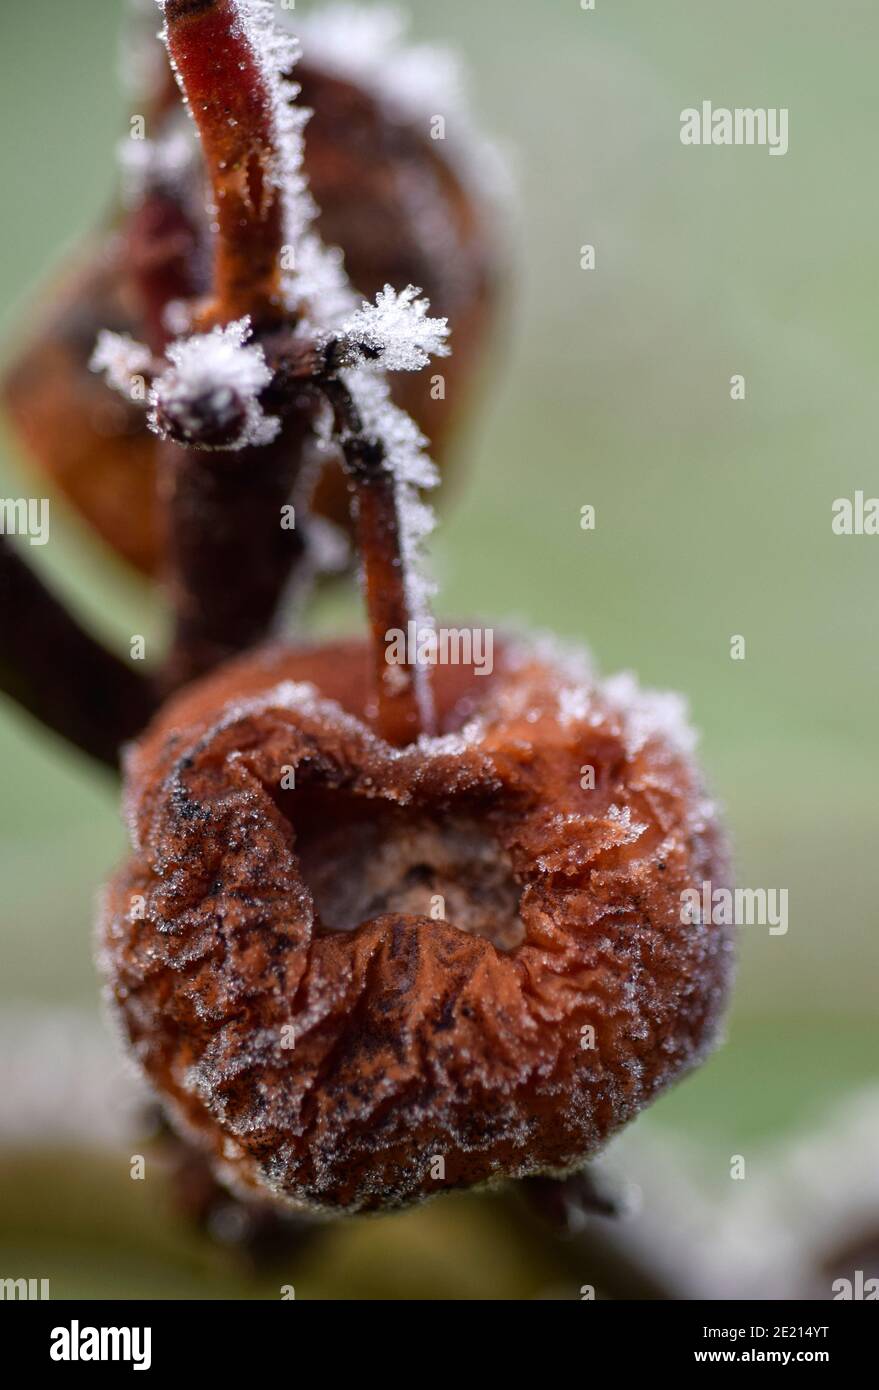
top-left (90, 331), bottom-right (153, 397)
top-left (601, 672), bottom-right (698, 759)
top-left (149, 318), bottom-right (281, 450)
top-left (341, 371), bottom-right (438, 491)
top-left (288, 235), bottom-right (353, 329)
top-left (333, 285), bottom-right (450, 372)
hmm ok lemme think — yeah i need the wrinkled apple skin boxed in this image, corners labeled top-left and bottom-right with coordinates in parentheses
top-left (100, 638), bottom-right (732, 1213)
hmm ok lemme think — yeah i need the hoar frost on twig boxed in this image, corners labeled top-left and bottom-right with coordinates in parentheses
top-left (91, 0), bottom-right (451, 595)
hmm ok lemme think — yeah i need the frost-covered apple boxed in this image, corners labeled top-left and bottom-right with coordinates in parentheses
top-left (100, 636), bottom-right (733, 1212)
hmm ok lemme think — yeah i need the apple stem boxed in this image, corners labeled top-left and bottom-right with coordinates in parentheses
top-left (322, 378), bottom-right (435, 746)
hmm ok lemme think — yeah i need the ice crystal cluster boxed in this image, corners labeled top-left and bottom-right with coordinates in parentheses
top-left (332, 285), bottom-right (451, 374)
top-left (149, 318), bottom-right (281, 448)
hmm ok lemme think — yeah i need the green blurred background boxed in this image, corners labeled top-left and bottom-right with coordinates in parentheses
top-left (0, 0), bottom-right (876, 1298)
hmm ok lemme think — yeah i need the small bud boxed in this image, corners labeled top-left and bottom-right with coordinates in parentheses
top-left (153, 381), bottom-right (250, 449)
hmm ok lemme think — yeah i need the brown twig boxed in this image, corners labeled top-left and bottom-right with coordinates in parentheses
top-left (322, 377), bottom-right (435, 746)
top-left (0, 535), bottom-right (156, 767)
top-left (161, 0), bottom-right (287, 327)
top-left (147, 4), bottom-right (441, 719)
top-left (151, 0), bottom-right (313, 691)
top-left (158, 411), bottom-right (311, 692)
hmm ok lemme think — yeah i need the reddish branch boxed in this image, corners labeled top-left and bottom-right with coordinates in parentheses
top-left (153, 0), bottom-right (312, 692)
top-left (159, 413), bottom-right (311, 692)
top-left (138, 3), bottom-right (438, 737)
top-left (0, 535), bottom-right (156, 767)
top-left (323, 377), bottom-right (435, 746)
top-left (161, 0), bottom-right (286, 327)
